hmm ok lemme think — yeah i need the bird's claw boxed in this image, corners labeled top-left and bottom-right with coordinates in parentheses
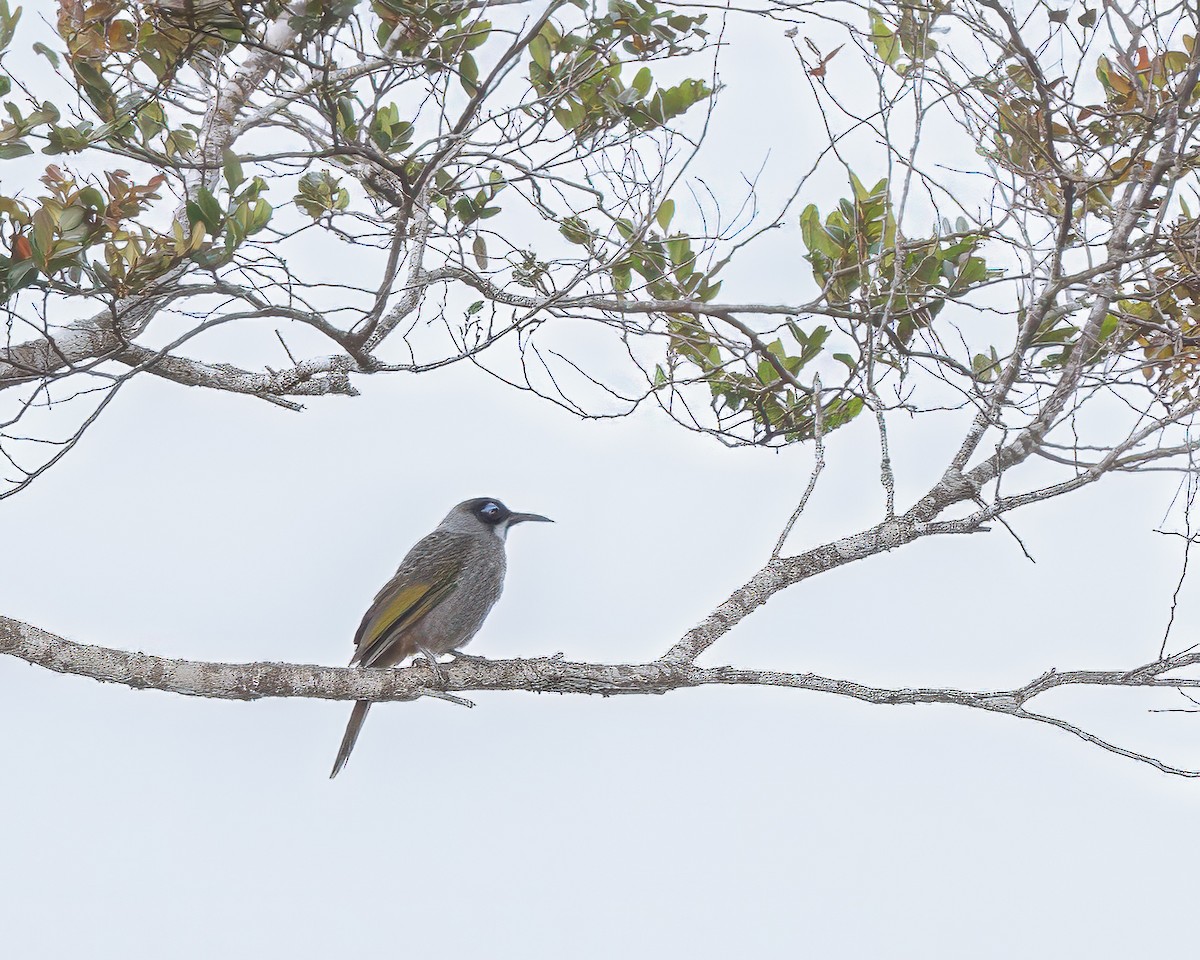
top-left (415, 647), bottom-right (447, 686)
top-left (447, 648), bottom-right (489, 664)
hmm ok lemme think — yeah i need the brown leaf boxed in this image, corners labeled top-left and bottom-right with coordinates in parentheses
top-left (807, 44), bottom-right (843, 78)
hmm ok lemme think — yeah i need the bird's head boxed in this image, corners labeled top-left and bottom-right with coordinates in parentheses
top-left (443, 497), bottom-right (553, 540)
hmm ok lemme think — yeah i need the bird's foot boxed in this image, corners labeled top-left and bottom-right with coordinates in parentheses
top-left (415, 646), bottom-right (447, 685)
top-left (447, 648), bottom-right (489, 664)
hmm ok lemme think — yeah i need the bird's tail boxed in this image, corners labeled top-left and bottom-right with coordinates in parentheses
top-left (330, 700), bottom-right (371, 779)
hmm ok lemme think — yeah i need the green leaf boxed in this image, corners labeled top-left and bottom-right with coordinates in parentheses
top-left (560, 216), bottom-right (590, 245)
top-left (530, 34), bottom-right (551, 70)
top-left (454, 197), bottom-right (476, 224)
top-left (7, 259), bottom-right (36, 286)
top-left (666, 235), bottom-right (690, 267)
top-left (32, 41), bottom-right (57, 67)
top-left (335, 97), bottom-right (358, 138)
top-left (1162, 51), bottom-right (1191, 73)
top-left (972, 352), bottom-right (997, 381)
top-left (799, 204), bottom-right (841, 258)
top-left (195, 187), bottom-right (223, 232)
top-left (78, 187), bottom-right (104, 211)
top-left (249, 199), bottom-right (273, 232)
top-left (0, 1), bottom-right (21, 52)
top-left (799, 204), bottom-right (822, 253)
top-left (460, 53), bottom-right (480, 95)
top-left (0, 141), bottom-right (32, 159)
top-left (57, 206), bottom-right (85, 231)
top-left (850, 171), bottom-right (869, 201)
top-left (295, 170), bottom-right (349, 219)
top-left (223, 148), bottom-right (244, 191)
top-left (870, 13), bottom-right (900, 67)
top-left (822, 395), bottom-right (865, 431)
top-left (612, 260), bottom-right (632, 291)
top-left (1098, 313), bottom-right (1119, 342)
top-left (631, 66), bottom-right (652, 97)
top-left (955, 257), bottom-right (988, 287)
top-left (553, 99), bottom-right (582, 131)
top-left (656, 199), bottom-right (675, 230)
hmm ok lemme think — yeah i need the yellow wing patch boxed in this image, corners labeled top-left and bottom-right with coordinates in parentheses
top-left (353, 578), bottom-right (458, 667)
top-left (362, 583), bottom-right (436, 649)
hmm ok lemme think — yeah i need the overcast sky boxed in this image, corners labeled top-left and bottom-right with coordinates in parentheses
top-left (3, 5), bottom-right (1200, 958)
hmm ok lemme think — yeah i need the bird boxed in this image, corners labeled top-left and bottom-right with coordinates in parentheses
top-left (329, 497), bottom-right (552, 778)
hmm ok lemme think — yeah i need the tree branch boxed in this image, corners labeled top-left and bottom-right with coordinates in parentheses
top-left (113, 343), bottom-right (359, 403)
top-left (3, 614), bottom-right (1196, 775)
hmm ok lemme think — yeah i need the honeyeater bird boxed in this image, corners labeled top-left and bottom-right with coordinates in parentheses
top-left (330, 497), bottom-right (552, 778)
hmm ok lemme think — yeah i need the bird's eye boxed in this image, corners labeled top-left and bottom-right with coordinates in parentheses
top-left (480, 502), bottom-right (502, 521)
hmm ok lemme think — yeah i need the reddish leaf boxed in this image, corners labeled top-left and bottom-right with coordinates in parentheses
top-left (807, 44), bottom-right (843, 79)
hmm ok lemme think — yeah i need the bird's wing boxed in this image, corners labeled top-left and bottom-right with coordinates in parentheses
top-left (350, 532), bottom-right (466, 668)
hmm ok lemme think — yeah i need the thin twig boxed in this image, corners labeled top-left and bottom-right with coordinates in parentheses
top-left (773, 374), bottom-right (825, 558)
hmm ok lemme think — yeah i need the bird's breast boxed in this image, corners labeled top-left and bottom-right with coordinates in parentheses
top-left (413, 547), bottom-right (506, 654)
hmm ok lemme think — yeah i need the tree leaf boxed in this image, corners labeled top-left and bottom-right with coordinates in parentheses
top-left (460, 53), bottom-right (480, 95)
top-left (32, 42), bottom-right (62, 70)
top-left (223, 148), bottom-right (244, 191)
top-left (656, 199), bottom-right (675, 231)
top-left (530, 34), bottom-right (551, 70)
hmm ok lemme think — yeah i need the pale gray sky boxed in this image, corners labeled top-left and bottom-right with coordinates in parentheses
top-left (3, 4), bottom-right (1199, 957)
top-left (4, 361), bottom-right (1198, 957)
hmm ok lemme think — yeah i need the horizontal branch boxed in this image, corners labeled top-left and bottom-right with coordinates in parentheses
top-left (4, 614), bottom-right (1197, 775)
top-left (114, 344), bottom-right (360, 404)
top-left (0, 287), bottom-right (178, 387)
top-left (423, 265), bottom-right (818, 318)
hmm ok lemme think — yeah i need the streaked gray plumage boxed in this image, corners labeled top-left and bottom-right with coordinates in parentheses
top-left (330, 497), bottom-right (551, 778)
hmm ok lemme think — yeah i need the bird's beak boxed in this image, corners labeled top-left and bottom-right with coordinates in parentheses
top-left (508, 511), bottom-right (553, 525)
